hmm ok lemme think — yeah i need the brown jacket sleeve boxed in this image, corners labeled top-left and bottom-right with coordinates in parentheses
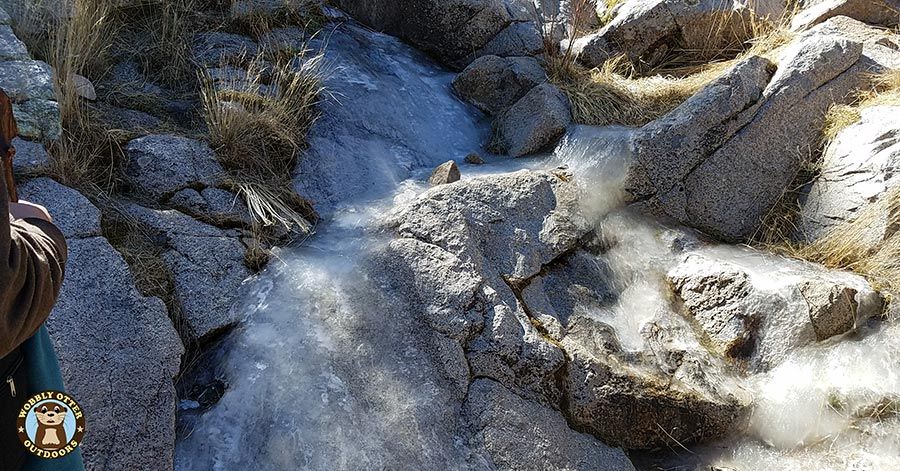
top-left (0, 158), bottom-right (67, 358)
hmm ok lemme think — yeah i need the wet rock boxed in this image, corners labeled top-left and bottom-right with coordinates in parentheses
top-left (10, 138), bottom-right (50, 175)
top-left (124, 134), bottom-right (225, 201)
top-left (121, 203), bottom-right (251, 342)
top-left (393, 169), bottom-right (588, 281)
top-left (564, 335), bottom-right (751, 449)
top-left (292, 22), bottom-right (488, 213)
top-left (465, 152), bottom-right (485, 164)
top-left (668, 246), bottom-right (883, 370)
top-left (453, 55), bottom-right (547, 115)
top-left (428, 160), bottom-right (461, 186)
top-left (798, 105), bottom-right (900, 242)
top-left (331, 0), bottom-right (513, 69)
top-left (463, 379), bottom-right (636, 470)
top-left (791, 0), bottom-right (900, 31)
top-left (627, 18), bottom-right (900, 241)
top-left (193, 31), bottom-right (259, 66)
top-left (489, 83), bottom-right (571, 157)
top-left (19, 179), bottom-right (184, 471)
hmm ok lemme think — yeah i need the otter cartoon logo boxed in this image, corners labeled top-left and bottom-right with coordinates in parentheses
top-left (16, 391), bottom-right (86, 459)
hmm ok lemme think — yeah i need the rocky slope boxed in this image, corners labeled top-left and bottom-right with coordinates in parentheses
top-left (3, 0), bottom-right (900, 470)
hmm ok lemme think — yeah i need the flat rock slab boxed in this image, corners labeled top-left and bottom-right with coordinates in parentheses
top-left (125, 134), bottom-right (226, 201)
top-left (18, 178), bottom-right (184, 471)
top-left (121, 203), bottom-right (251, 342)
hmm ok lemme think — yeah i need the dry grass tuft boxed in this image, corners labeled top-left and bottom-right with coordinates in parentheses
top-left (769, 188), bottom-right (900, 293)
top-left (550, 55), bottom-right (728, 126)
top-left (229, 0), bottom-right (325, 38)
top-left (821, 69), bottom-right (900, 144)
top-left (200, 48), bottom-right (323, 236)
top-left (548, 6), bottom-right (795, 127)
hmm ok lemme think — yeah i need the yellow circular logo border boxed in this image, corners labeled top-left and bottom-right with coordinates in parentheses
top-left (16, 390), bottom-right (86, 460)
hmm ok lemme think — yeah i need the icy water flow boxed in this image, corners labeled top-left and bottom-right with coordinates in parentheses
top-left (176, 21), bottom-right (900, 471)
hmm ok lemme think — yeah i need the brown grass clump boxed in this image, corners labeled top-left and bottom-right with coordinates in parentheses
top-left (550, 55), bottom-right (729, 126)
top-left (200, 49), bottom-right (323, 236)
top-left (822, 69), bottom-right (900, 141)
top-left (769, 188), bottom-right (900, 293)
top-left (229, 0), bottom-right (324, 38)
top-left (548, 7), bottom-right (795, 127)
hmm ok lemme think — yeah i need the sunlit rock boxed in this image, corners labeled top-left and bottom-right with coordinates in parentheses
top-left (668, 246), bottom-right (883, 370)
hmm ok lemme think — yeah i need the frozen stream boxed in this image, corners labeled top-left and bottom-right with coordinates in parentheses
top-left (175, 19), bottom-right (900, 471)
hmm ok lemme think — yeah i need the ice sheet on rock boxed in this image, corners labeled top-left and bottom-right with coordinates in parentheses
top-left (293, 21), bottom-right (490, 215)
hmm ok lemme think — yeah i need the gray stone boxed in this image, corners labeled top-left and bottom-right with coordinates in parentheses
top-left (0, 24), bottom-right (28, 60)
top-left (331, 0), bottom-right (513, 69)
top-left (11, 99), bottom-right (61, 141)
top-left (626, 55), bottom-right (774, 202)
top-left (0, 5), bottom-right (10, 24)
top-left (668, 246), bottom-right (883, 371)
top-left (791, 0), bottom-right (900, 31)
top-left (10, 137), bottom-right (50, 175)
top-left (18, 183), bottom-right (183, 471)
top-left (627, 18), bottom-right (900, 241)
top-left (463, 379), bottom-right (636, 471)
top-left (394, 169), bottom-right (588, 281)
top-left (94, 103), bottom-right (163, 132)
top-left (169, 187), bottom-right (252, 226)
top-left (193, 32), bottom-right (259, 66)
top-left (0, 60), bottom-right (55, 102)
top-left (17, 178), bottom-right (101, 239)
top-left (428, 160), bottom-right (461, 186)
top-left (474, 21), bottom-right (544, 59)
top-left (121, 203), bottom-right (251, 342)
top-left (124, 134), bottom-right (226, 201)
top-left (798, 105), bottom-right (900, 242)
top-left (572, 0), bottom-right (784, 68)
top-left (465, 152), bottom-right (485, 164)
top-left (453, 55), bottom-right (547, 115)
top-left (489, 83), bottom-right (571, 157)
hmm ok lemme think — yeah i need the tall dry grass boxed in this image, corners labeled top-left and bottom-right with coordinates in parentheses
top-left (549, 4), bottom-right (795, 127)
top-left (770, 188), bottom-right (900, 294)
top-left (200, 50), bottom-right (323, 236)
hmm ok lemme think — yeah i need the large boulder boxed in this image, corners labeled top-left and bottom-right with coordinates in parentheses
top-left (121, 203), bottom-right (251, 342)
top-left (668, 246), bottom-right (883, 371)
top-left (17, 178), bottom-right (184, 471)
top-left (791, 0), bottom-right (900, 31)
top-left (489, 83), bottom-right (572, 157)
top-left (627, 17), bottom-right (900, 241)
top-left (798, 105), bottom-right (900, 242)
top-left (463, 379), bottom-right (636, 470)
top-left (331, 0), bottom-right (540, 69)
top-left (452, 55), bottom-right (547, 115)
top-left (572, 0), bottom-right (786, 69)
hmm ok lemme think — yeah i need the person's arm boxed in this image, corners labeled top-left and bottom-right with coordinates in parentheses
top-left (0, 158), bottom-right (67, 358)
